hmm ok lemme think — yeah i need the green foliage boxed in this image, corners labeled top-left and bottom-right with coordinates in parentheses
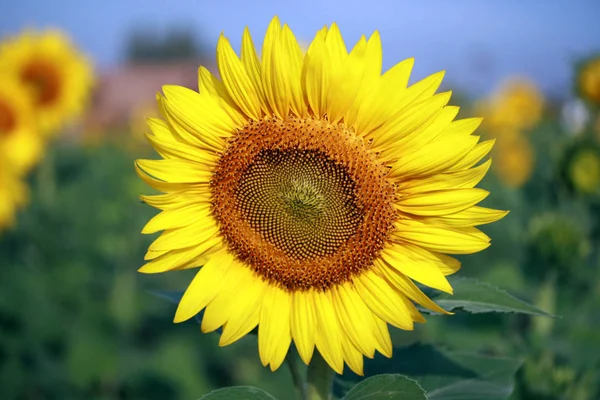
top-left (198, 386), bottom-right (277, 399)
top-left (427, 277), bottom-right (553, 316)
top-left (334, 344), bottom-right (522, 400)
top-left (343, 375), bottom-right (426, 400)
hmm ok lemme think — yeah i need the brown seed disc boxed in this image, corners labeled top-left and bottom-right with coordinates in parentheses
top-left (211, 117), bottom-right (396, 291)
top-left (21, 60), bottom-right (61, 106)
top-left (0, 100), bottom-right (17, 135)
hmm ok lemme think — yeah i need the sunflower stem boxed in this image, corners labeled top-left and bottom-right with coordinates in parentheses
top-left (286, 351), bottom-right (307, 400)
top-left (305, 352), bottom-right (335, 400)
top-left (37, 148), bottom-right (57, 207)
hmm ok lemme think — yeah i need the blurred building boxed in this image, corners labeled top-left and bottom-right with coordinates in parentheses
top-left (84, 61), bottom-right (216, 133)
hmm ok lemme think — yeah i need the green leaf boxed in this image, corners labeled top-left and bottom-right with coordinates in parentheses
top-left (418, 352), bottom-right (523, 400)
top-left (429, 277), bottom-right (552, 316)
top-left (343, 374), bottom-right (426, 400)
top-left (198, 386), bottom-right (277, 399)
top-left (335, 344), bottom-right (522, 400)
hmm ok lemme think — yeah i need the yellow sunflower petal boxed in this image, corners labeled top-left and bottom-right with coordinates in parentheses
top-left (148, 221), bottom-right (219, 251)
top-left (290, 291), bottom-right (317, 365)
top-left (351, 57), bottom-right (415, 136)
top-left (380, 245), bottom-right (453, 294)
top-left (425, 206), bottom-right (509, 228)
top-left (136, 159), bottom-right (211, 184)
top-left (261, 17), bottom-right (287, 118)
top-left (389, 242), bottom-right (462, 276)
top-left (341, 337), bottom-right (365, 376)
top-left (139, 242), bottom-right (220, 274)
top-left (398, 159), bottom-right (492, 193)
top-left (333, 284), bottom-right (379, 358)
top-left (219, 277), bottom-right (266, 346)
top-left (216, 34), bottom-right (262, 120)
top-left (161, 85), bottom-right (234, 150)
top-left (313, 290), bottom-right (345, 374)
top-left (258, 285), bottom-right (292, 370)
top-left (201, 261), bottom-right (250, 333)
top-left (197, 66), bottom-right (247, 125)
top-left (374, 259), bottom-right (450, 314)
top-left (326, 35), bottom-right (369, 124)
top-left (438, 117), bottom-right (483, 138)
top-left (393, 220), bottom-right (491, 254)
top-left (389, 135), bottom-right (479, 179)
top-left (240, 27), bottom-right (269, 114)
top-left (451, 139), bottom-right (495, 170)
top-left (354, 270), bottom-right (414, 330)
top-left (145, 118), bottom-right (218, 166)
top-left (142, 203), bottom-right (211, 234)
top-left (395, 188), bottom-right (489, 217)
top-left (371, 91), bottom-right (452, 149)
top-left (302, 27), bottom-right (330, 117)
top-left (140, 192), bottom-right (204, 211)
top-left (174, 250), bottom-right (234, 322)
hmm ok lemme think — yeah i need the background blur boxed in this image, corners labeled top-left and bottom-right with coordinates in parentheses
top-left (1, 1), bottom-right (600, 399)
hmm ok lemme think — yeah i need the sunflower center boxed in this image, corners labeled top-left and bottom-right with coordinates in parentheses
top-left (0, 100), bottom-right (17, 136)
top-left (211, 117), bottom-right (397, 291)
top-left (236, 148), bottom-right (362, 260)
top-left (21, 60), bottom-right (61, 106)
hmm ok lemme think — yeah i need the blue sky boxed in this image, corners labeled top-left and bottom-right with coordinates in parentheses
top-left (3, 0), bottom-right (600, 96)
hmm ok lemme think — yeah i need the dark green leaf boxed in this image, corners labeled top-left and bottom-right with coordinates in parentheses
top-left (198, 386), bottom-right (277, 399)
top-left (343, 374), bottom-right (426, 400)
top-left (429, 278), bottom-right (552, 316)
top-left (418, 352), bottom-right (522, 400)
top-left (335, 344), bottom-right (522, 400)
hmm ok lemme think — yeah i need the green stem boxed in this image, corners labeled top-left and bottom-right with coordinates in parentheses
top-left (306, 351), bottom-right (335, 400)
top-left (286, 351), bottom-right (307, 400)
top-left (37, 148), bottom-right (57, 207)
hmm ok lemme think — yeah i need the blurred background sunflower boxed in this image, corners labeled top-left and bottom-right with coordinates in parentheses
top-left (0, 77), bottom-right (43, 175)
top-left (1, 1), bottom-right (600, 399)
top-left (0, 29), bottom-right (94, 136)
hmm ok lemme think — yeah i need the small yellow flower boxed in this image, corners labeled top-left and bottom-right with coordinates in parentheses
top-left (0, 76), bottom-right (43, 175)
top-left (478, 77), bottom-right (544, 133)
top-left (0, 29), bottom-right (94, 135)
top-left (493, 134), bottom-right (535, 188)
top-left (568, 148), bottom-right (600, 194)
top-left (137, 17), bottom-right (507, 375)
top-left (578, 57), bottom-right (600, 106)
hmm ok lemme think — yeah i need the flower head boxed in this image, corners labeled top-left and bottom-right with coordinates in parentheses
top-left (568, 147), bottom-right (600, 195)
top-left (137, 17), bottom-right (507, 375)
top-left (493, 134), bottom-right (535, 188)
top-left (477, 77), bottom-right (544, 133)
top-left (577, 56), bottom-right (600, 106)
top-left (0, 76), bottom-right (43, 175)
top-left (0, 29), bottom-right (94, 135)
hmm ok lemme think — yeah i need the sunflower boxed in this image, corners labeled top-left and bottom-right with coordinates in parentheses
top-left (493, 134), bottom-right (535, 188)
top-left (0, 76), bottom-right (43, 175)
top-left (0, 29), bottom-right (94, 135)
top-left (136, 17), bottom-right (507, 375)
top-left (477, 77), bottom-right (544, 133)
top-left (567, 147), bottom-right (600, 195)
top-left (577, 57), bottom-right (600, 106)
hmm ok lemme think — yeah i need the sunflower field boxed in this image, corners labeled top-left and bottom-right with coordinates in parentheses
top-left (1, 11), bottom-right (600, 400)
